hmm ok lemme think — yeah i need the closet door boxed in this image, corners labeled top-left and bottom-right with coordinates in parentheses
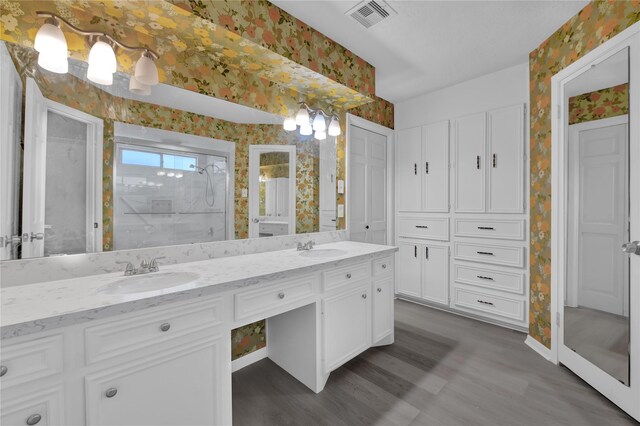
top-left (454, 113), bottom-right (486, 212)
top-left (396, 127), bottom-right (422, 212)
top-left (396, 241), bottom-right (421, 298)
top-left (422, 121), bottom-right (450, 212)
top-left (487, 105), bottom-right (524, 213)
top-left (422, 244), bottom-right (449, 305)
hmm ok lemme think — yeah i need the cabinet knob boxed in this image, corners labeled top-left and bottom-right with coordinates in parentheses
top-left (381, 264), bottom-right (387, 269)
top-left (377, 288), bottom-right (382, 293)
top-left (346, 273), bottom-right (352, 279)
top-left (362, 293), bottom-right (367, 299)
top-left (160, 323), bottom-right (171, 332)
top-left (0, 365), bottom-right (7, 377)
top-left (278, 292), bottom-right (285, 299)
top-left (26, 414), bottom-right (41, 425)
top-left (105, 387), bottom-right (118, 398)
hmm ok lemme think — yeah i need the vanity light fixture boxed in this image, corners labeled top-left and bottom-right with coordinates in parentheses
top-left (314, 130), bottom-right (327, 140)
top-left (328, 116), bottom-right (341, 136)
top-left (34, 11), bottom-right (160, 90)
top-left (312, 112), bottom-right (326, 132)
top-left (295, 107), bottom-right (310, 126)
top-left (285, 102), bottom-right (340, 139)
top-left (283, 117), bottom-right (297, 131)
top-left (300, 123), bottom-right (313, 136)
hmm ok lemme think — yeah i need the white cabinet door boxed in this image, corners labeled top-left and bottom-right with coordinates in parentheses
top-left (323, 285), bottom-right (371, 373)
top-left (396, 241), bottom-right (421, 298)
top-left (422, 244), bottom-right (449, 305)
top-left (1, 386), bottom-right (64, 426)
top-left (372, 277), bottom-right (394, 343)
top-left (396, 127), bottom-right (422, 212)
top-left (423, 121), bottom-right (450, 212)
top-left (487, 105), bottom-right (524, 213)
top-left (454, 113), bottom-right (486, 212)
top-left (85, 334), bottom-right (229, 426)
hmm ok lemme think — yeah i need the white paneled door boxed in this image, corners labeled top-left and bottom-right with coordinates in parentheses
top-left (349, 125), bottom-right (387, 244)
top-left (396, 127), bottom-right (421, 212)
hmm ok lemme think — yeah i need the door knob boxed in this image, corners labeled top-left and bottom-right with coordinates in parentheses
top-left (252, 218), bottom-right (260, 223)
top-left (365, 225), bottom-right (369, 229)
top-left (26, 414), bottom-right (42, 425)
top-left (29, 232), bottom-right (44, 242)
top-left (622, 241), bottom-right (640, 255)
top-left (105, 388), bottom-right (118, 398)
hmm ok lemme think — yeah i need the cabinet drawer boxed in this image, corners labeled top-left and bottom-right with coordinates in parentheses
top-left (85, 298), bottom-right (223, 365)
top-left (0, 335), bottom-right (63, 388)
top-left (1, 386), bottom-right (64, 426)
top-left (453, 242), bottom-right (524, 268)
top-left (323, 262), bottom-right (371, 293)
top-left (453, 287), bottom-right (525, 322)
top-left (454, 218), bottom-right (525, 240)
top-left (235, 275), bottom-right (318, 321)
top-left (372, 256), bottom-right (393, 277)
top-left (453, 263), bottom-right (525, 294)
top-left (398, 217), bottom-right (449, 241)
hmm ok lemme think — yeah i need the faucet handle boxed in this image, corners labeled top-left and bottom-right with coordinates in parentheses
top-left (116, 260), bottom-right (136, 276)
top-left (140, 259), bottom-right (149, 268)
top-left (149, 258), bottom-right (161, 272)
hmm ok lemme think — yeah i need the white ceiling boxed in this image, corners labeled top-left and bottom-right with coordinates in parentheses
top-left (271, 0), bottom-right (589, 103)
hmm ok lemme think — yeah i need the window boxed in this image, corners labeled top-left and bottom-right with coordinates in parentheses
top-left (163, 153), bottom-right (197, 171)
top-left (121, 148), bottom-right (196, 171)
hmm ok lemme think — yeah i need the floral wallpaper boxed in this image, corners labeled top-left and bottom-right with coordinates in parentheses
top-left (232, 320), bottom-right (266, 360)
top-left (568, 83), bottom-right (628, 125)
top-left (349, 95), bottom-right (395, 129)
top-left (529, 1), bottom-right (639, 348)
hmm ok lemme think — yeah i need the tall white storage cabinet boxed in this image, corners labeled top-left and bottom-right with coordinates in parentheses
top-left (395, 104), bottom-right (528, 331)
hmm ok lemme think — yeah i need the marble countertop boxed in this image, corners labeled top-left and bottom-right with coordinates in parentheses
top-left (1, 241), bottom-right (397, 339)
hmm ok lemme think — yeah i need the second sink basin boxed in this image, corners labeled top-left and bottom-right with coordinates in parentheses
top-left (298, 248), bottom-right (347, 259)
top-left (100, 271), bottom-right (201, 295)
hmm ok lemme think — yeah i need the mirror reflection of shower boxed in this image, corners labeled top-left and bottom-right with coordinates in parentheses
top-left (190, 163), bottom-right (224, 208)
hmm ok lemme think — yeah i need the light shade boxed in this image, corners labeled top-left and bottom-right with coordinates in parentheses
top-left (129, 76), bottom-right (151, 96)
top-left (328, 116), bottom-right (341, 136)
top-left (295, 107), bottom-right (309, 126)
top-left (312, 113), bottom-right (326, 132)
top-left (134, 51), bottom-right (159, 86)
top-left (283, 117), bottom-right (297, 131)
top-left (314, 130), bottom-right (327, 140)
top-left (34, 21), bottom-right (68, 73)
top-left (87, 41), bottom-right (117, 85)
top-left (300, 123), bottom-right (313, 136)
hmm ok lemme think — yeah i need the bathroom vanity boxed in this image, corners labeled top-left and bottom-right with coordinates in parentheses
top-left (0, 241), bottom-right (396, 426)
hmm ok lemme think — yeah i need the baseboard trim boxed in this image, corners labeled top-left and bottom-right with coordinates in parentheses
top-left (525, 335), bottom-right (552, 361)
top-left (232, 347), bottom-right (268, 372)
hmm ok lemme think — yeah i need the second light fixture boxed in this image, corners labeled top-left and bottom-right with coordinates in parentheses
top-left (285, 103), bottom-right (341, 140)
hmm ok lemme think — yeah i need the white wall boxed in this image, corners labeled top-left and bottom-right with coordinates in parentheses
top-left (395, 62), bottom-right (529, 129)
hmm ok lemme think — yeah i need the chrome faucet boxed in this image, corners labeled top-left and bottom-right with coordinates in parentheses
top-left (118, 257), bottom-right (163, 276)
top-left (297, 240), bottom-right (315, 251)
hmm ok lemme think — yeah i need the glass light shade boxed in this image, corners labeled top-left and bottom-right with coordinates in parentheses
top-left (328, 116), bottom-right (341, 136)
top-left (312, 113), bottom-right (326, 132)
top-left (314, 130), bottom-right (327, 140)
top-left (295, 107), bottom-right (309, 126)
top-left (299, 123), bottom-right (313, 136)
top-left (37, 50), bottom-right (68, 74)
top-left (134, 52), bottom-right (159, 86)
top-left (283, 117), bottom-right (297, 131)
top-left (34, 22), bottom-right (68, 74)
top-left (87, 41), bottom-right (116, 85)
top-left (129, 76), bottom-right (151, 96)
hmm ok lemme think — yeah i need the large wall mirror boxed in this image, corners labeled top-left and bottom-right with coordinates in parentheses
top-left (0, 39), bottom-right (339, 261)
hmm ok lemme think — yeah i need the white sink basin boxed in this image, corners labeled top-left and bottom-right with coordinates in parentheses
top-left (298, 249), bottom-right (347, 259)
top-left (100, 271), bottom-right (200, 295)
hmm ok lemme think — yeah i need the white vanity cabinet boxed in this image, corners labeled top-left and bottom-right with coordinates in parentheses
top-left (396, 241), bottom-right (449, 306)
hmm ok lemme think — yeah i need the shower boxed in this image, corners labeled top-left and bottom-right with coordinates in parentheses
top-left (191, 163), bottom-right (217, 207)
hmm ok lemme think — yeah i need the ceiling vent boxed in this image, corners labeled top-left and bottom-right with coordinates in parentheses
top-left (346, 0), bottom-right (397, 29)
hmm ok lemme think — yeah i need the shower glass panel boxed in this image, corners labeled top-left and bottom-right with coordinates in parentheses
top-left (44, 111), bottom-right (88, 256)
top-left (114, 143), bottom-right (228, 250)
top-left (564, 47), bottom-right (630, 385)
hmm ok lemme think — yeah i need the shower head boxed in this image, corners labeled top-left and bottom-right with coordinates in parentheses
top-left (189, 164), bottom-right (206, 174)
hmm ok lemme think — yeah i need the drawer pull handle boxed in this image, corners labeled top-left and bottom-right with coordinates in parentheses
top-left (477, 275), bottom-right (494, 281)
top-left (377, 288), bottom-right (382, 293)
top-left (476, 155), bottom-right (481, 170)
top-left (346, 273), bottom-right (352, 279)
top-left (278, 292), bottom-right (285, 299)
top-left (26, 414), bottom-right (42, 425)
top-left (381, 264), bottom-right (387, 269)
top-left (362, 293), bottom-right (367, 299)
top-left (160, 323), bottom-right (171, 332)
top-left (414, 163), bottom-right (417, 175)
top-left (493, 153), bottom-right (497, 168)
top-left (0, 365), bottom-right (7, 377)
top-left (105, 387), bottom-right (118, 398)
top-left (477, 251), bottom-right (494, 256)
top-left (477, 226), bottom-right (495, 230)
top-left (477, 299), bottom-right (495, 306)
top-left (415, 225), bottom-right (429, 229)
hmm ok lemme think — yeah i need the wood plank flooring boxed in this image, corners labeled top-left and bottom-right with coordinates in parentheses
top-left (232, 299), bottom-right (637, 426)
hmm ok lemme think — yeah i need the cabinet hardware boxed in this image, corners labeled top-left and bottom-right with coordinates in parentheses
top-left (278, 292), bottom-right (285, 299)
top-left (425, 162), bottom-right (429, 174)
top-left (26, 414), bottom-right (42, 425)
top-left (476, 299), bottom-right (494, 306)
top-left (477, 251), bottom-right (494, 256)
top-left (477, 226), bottom-right (494, 230)
top-left (492, 153), bottom-right (497, 168)
top-left (362, 293), bottom-right (367, 299)
top-left (105, 387), bottom-right (118, 398)
top-left (381, 264), bottom-right (387, 269)
top-left (414, 163), bottom-right (417, 175)
top-left (346, 273), bottom-right (352, 279)
top-left (365, 225), bottom-right (370, 229)
top-left (476, 155), bottom-right (480, 169)
top-left (425, 247), bottom-right (429, 260)
top-left (160, 323), bottom-right (171, 332)
top-left (415, 225), bottom-right (429, 229)
top-left (477, 275), bottom-right (494, 281)
top-left (0, 365), bottom-right (6, 377)
top-left (29, 232), bottom-right (44, 242)
top-left (377, 288), bottom-right (382, 292)
top-left (414, 245), bottom-right (417, 258)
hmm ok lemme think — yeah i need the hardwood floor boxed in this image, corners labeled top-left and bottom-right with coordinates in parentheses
top-left (233, 299), bottom-right (637, 426)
